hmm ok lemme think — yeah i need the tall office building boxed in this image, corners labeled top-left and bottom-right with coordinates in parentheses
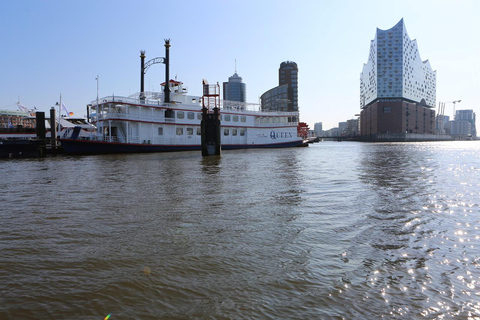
top-left (359, 19), bottom-right (436, 138)
top-left (279, 61), bottom-right (298, 112)
top-left (223, 72), bottom-right (246, 103)
top-left (261, 61), bottom-right (298, 112)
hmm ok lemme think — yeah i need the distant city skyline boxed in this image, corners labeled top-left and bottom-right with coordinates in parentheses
top-left (1, 0), bottom-right (479, 130)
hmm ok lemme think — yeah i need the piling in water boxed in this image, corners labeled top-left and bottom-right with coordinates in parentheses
top-left (201, 106), bottom-right (221, 156)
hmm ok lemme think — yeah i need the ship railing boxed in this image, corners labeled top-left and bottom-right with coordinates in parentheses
top-left (200, 98), bottom-right (300, 116)
top-left (91, 94), bottom-right (193, 109)
top-left (128, 90), bottom-right (189, 100)
top-left (91, 96), bottom-right (299, 116)
top-left (220, 99), bottom-right (299, 115)
top-left (87, 135), bottom-right (144, 144)
top-left (96, 112), bottom-right (172, 123)
top-left (91, 96), bottom-right (162, 108)
top-left (254, 122), bottom-right (299, 128)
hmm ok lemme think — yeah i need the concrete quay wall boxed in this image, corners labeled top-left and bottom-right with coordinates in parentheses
top-left (360, 133), bottom-right (454, 142)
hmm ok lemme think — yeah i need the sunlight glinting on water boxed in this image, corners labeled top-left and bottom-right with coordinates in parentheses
top-left (1, 141), bottom-right (480, 318)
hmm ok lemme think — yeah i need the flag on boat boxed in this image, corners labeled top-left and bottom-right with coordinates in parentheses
top-left (17, 102), bottom-right (30, 114)
top-left (62, 102), bottom-right (74, 116)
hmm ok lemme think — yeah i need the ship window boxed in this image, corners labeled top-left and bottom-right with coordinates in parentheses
top-left (197, 127), bottom-right (201, 135)
top-left (232, 115), bottom-right (238, 122)
top-left (186, 127), bottom-right (193, 135)
top-left (224, 115), bottom-right (231, 121)
top-left (187, 112), bottom-right (194, 120)
top-left (197, 113), bottom-right (202, 120)
top-left (240, 129), bottom-right (246, 136)
top-left (177, 111), bottom-right (184, 119)
top-left (224, 128), bottom-right (229, 136)
top-left (241, 116), bottom-right (246, 122)
top-left (383, 106), bottom-right (391, 113)
top-left (158, 127), bottom-right (163, 135)
top-left (176, 127), bottom-right (183, 135)
top-left (232, 129), bottom-right (237, 136)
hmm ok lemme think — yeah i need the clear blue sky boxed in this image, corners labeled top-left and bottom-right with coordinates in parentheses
top-left (1, 0), bottom-right (479, 130)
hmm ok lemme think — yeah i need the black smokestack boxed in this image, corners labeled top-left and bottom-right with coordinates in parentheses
top-left (164, 39), bottom-right (170, 103)
top-left (140, 50), bottom-right (146, 99)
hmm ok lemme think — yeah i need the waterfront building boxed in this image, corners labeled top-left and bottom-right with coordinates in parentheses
top-left (0, 109), bottom-right (35, 129)
top-left (260, 85), bottom-right (289, 112)
top-left (279, 61), bottom-right (298, 112)
top-left (324, 127), bottom-right (339, 137)
top-left (359, 19), bottom-right (436, 138)
top-left (454, 109), bottom-right (476, 138)
top-left (223, 72), bottom-right (246, 103)
top-left (314, 122), bottom-right (323, 137)
top-left (450, 120), bottom-right (471, 139)
top-left (346, 119), bottom-right (360, 137)
top-left (338, 121), bottom-right (347, 135)
top-left (261, 61), bottom-right (298, 112)
top-left (435, 114), bottom-right (450, 134)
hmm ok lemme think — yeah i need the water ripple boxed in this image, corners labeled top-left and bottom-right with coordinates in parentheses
top-left (1, 142), bottom-right (480, 318)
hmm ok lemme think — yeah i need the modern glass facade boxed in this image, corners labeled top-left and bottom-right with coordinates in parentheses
top-left (359, 19), bottom-right (437, 137)
top-left (223, 73), bottom-right (246, 103)
top-left (260, 84), bottom-right (289, 112)
top-left (360, 19), bottom-right (436, 108)
top-left (260, 61), bottom-right (298, 112)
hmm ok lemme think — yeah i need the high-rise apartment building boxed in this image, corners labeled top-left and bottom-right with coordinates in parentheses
top-left (452, 109), bottom-right (476, 138)
top-left (359, 19), bottom-right (436, 138)
top-left (261, 61), bottom-right (298, 112)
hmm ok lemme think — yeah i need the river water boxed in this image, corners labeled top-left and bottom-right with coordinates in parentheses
top-left (1, 141), bottom-right (480, 319)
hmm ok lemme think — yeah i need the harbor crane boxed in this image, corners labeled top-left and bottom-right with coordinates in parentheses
top-left (436, 100), bottom-right (461, 134)
top-left (438, 100), bottom-right (461, 118)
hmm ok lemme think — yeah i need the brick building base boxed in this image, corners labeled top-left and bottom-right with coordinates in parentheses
top-left (360, 100), bottom-right (435, 137)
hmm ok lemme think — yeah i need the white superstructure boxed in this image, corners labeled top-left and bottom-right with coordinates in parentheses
top-left (60, 80), bottom-right (303, 154)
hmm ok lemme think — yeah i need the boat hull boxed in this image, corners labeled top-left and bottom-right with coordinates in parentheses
top-left (0, 139), bottom-right (44, 158)
top-left (59, 138), bottom-right (304, 155)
